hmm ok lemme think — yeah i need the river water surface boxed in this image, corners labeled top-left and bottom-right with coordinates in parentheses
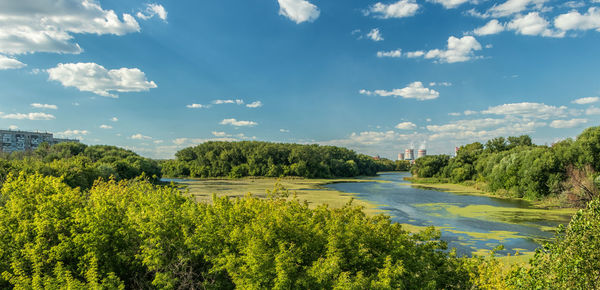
top-left (324, 172), bottom-right (573, 256)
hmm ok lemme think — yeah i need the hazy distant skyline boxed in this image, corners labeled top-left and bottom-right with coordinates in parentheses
top-left (1, 0), bottom-right (599, 159)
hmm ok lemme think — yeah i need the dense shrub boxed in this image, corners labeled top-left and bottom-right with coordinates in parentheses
top-left (0, 173), bottom-right (470, 289)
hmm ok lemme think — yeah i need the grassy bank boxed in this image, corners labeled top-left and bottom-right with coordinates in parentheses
top-left (406, 176), bottom-right (574, 210)
top-left (167, 176), bottom-right (388, 215)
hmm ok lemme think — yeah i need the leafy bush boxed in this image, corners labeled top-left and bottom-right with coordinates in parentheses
top-left (0, 172), bottom-right (470, 289)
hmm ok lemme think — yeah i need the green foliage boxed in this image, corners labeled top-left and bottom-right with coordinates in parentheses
top-left (163, 141), bottom-right (400, 179)
top-left (410, 127), bottom-right (600, 201)
top-left (0, 172), bottom-right (470, 289)
top-left (507, 197), bottom-right (600, 288)
top-left (0, 143), bottom-right (161, 189)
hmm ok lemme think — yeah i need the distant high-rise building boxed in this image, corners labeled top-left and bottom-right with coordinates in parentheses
top-left (397, 153), bottom-right (404, 161)
top-left (0, 129), bottom-right (79, 153)
top-left (417, 149), bottom-right (427, 159)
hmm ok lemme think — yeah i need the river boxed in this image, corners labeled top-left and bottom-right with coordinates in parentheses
top-left (324, 172), bottom-right (573, 256)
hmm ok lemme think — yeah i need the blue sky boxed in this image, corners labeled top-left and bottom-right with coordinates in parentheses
top-left (0, 0), bottom-right (599, 159)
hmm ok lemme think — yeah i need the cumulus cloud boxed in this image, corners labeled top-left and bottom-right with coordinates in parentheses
top-left (507, 12), bottom-right (564, 37)
top-left (360, 82), bottom-right (440, 101)
top-left (395, 122), bottom-right (417, 130)
top-left (246, 101), bottom-right (263, 108)
top-left (280, 129), bottom-right (290, 133)
top-left (8, 125), bottom-right (18, 130)
top-left (404, 36), bottom-right (483, 63)
top-left (367, 28), bottom-right (384, 41)
top-left (555, 7), bottom-right (600, 32)
top-left (473, 19), bottom-right (506, 35)
top-left (0, 0), bottom-right (140, 66)
top-left (220, 118), bottom-right (258, 127)
top-left (550, 118), bottom-right (588, 128)
top-left (55, 129), bottom-right (89, 138)
top-left (572, 96), bottom-right (599, 104)
top-left (47, 62), bottom-right (157, 97)
top-left (366, 0), bottom-right (420, 19)
top-left (428, 0), bottom-right (474, 9)
top-left (111, 117), bottom-right (119, 122)
top-left (186, 104), bottom-right (209, 109)
top-left (131, 133), bottom-right (152, 140)
top-left (99, 124), bottom-right (112, 129)
top-left (0, 55), bottom-right (26, 70)
top-left (31, 103), bottom-right (57, 110)
top-left (277, 0), bottom-right (320, 24)
top-left (482, 102), bottom-right (568, 119)
top-left (448, 112), bottom-right (462, 116)
top-left (0, 112), bottom-right (55, 120)
top-left (136, 4), bottom-right (167, 21)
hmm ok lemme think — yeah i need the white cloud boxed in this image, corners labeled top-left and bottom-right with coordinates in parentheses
top-left (31, 103), bottom-right (57, 110)
top-left (99, 124), bottom-right (112, 129)
top-left (429, 82), bottom-right (452, 86)
top-left (448, 112), bottom-right (462, 116)
top-left (507, 12), bottom-right (564, 37)
top-left (111, 117), bottom-right (119, 122)
top-left (377, 49), bottom-right (403, 58)
top-left (220, 118), bottom-right (258, 127)
top-left (487, 0), bottom-right (549, 18)
top-left (0, 55), bottom-right (26, 70)
top-left (212, 131), bottom-right (227, 137)
top-left (0, 0), bottom-right (140, 65)
top-left (136, 4), bottom-right (167, 21)
top-left (474, 19), bottom-right (506, 35)
top-left (360, 82), bottom-right (440, 101)
top-left (395, 122), bottom-right (417, 130)
top-left (153, 140), bottom-right (164, 144)
top-left (427, 118), bottom-right (507, 132)
top-left (246, 101), bottom-right (263, 108)
top-left (428, 0), bottom-right (473, 9)
top-left (406, 36), bottom-right (483, 63)
top-left (550, 118), bottom-right (588, 128)
top-left (464, 110), bottom-right (477, 115)
top-left (366, 0), bottom-right (420, 19)
top-left (367, 28), bottom-right (384, 41)
top-left (572, 96), bottom-right (599, 104)
top-left (280, 129), bottom-right (290, 133)
top-left (482, 102), bottom-right (568, 119)
top-left (186, 103), bottom-right (209, 109)
top-left (555, 7), bottom-right (600, 32)
top-left (131, 133), bottom-right (152, 140)
top-left (47, 62), bottom-right (157, 98)
top-left (405, 51), bottom-right (425, 58)
top-left (8, 125), bottom-right (18, 130)
top-left (0, 112), bottom-right (55, 120)
top-left (214, 99), bottom-right (244, 105)
top-left (277, 0), bottom-right (320, 24)
top-left (56, 129), bottom-right (88, 136)
top-left (586, 107), bottom-right (600, 115)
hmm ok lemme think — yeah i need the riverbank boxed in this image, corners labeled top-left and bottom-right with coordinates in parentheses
top-left (166, 176), bottom-right (389, 215)
top-left (406, 177), bottom-right (575, 210)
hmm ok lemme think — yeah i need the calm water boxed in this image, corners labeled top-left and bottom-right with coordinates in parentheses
top-left (325, 172), bottom-right (572, 256)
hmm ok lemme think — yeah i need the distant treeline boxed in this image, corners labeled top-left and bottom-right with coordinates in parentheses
top-left (0, 142), bottom-right (161, 189)
top-left (162, 141), bottom-right (410, 178)
top-left (411, 126), bottom-right (600, 204)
